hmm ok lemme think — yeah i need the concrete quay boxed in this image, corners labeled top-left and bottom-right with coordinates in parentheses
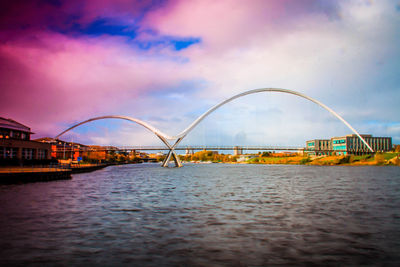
top-left (0, 167), bottom-right (72, 184)
top-left (0, 163), bottom-right (110, 184)
top-left (70, 163), bottom-right (110, 174)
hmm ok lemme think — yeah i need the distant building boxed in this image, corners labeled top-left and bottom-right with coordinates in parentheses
top-left (306, 134), bottom-right (392, 156)
top-left (35, 137), bottom-right (87, 161)
top-left (137, 152), bottom-right (149, 158)
top-left (331, 134), bottom-right (392, 155)
top-left (83, 145), bottom-right (107, 162)
top-left (306, 139), bottom-right (331, 156)
top-left (0, 117), bottom-right (51, 162)
top-left (36, 139), bottom-right (123, 163)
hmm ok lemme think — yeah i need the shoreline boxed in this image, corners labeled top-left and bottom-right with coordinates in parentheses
top-left (0, 163), bottom-right (111, 184)
top-left (183, 161), bottom-right (399, 167)
top-left (181, 153), bottom-right (400, 167)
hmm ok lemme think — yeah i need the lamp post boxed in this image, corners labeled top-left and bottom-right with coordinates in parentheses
top-left (71, 137), bottom-right (73, 161)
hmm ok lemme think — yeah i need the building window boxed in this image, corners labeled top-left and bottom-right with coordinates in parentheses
top-left (13, 131), bottom-right (21, 139)
top-left (3, 147), bottom-right (17, 159)
top-left (22, 148), bottom-right (33, 160)
top-left (333, 145), bottom-right (346, 150)
top-left (38, 149), bottom-right (47, 159)
top-left (333, 140), bottom-right (345, 144)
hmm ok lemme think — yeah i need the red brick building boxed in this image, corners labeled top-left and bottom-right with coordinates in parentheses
top-left (0, 117), bottom-right (51, 162)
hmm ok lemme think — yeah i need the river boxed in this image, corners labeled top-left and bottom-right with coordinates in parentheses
top-left (0, 164), bottom-right (400, 266)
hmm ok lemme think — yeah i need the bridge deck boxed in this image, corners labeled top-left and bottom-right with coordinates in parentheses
top-left (55, 146), bottom-right (361, 153)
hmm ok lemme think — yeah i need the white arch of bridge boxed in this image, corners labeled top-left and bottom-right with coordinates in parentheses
top-left (55, 88), bottom-right (374, 167)
top-left (55, 115), bottom-right (183, 167)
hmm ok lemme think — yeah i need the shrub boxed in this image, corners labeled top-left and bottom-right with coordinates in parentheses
top-left (300, 157), bottom-right (311, 165)
top-left (261, 151), bottom-right (271, 157)
top-left (374, 153), bottom-right (385, 165)
top-left (339, 156), bottom-right (352, 164)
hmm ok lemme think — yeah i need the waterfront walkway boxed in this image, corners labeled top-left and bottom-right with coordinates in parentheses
top-left (0, 167), bottom-right (70, 174)
top-left (0, 163), bottom-right (110, 184)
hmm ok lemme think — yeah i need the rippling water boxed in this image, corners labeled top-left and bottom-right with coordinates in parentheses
top-left (1, 164), bottom-right (400, 266)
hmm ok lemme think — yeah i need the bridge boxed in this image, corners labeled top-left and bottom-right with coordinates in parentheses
top-left (108, 146), bottom-right (349, 157)
top-left (55, 88), bottom-right (374, 167)
top-left (55, 145), bottom-right (348, 154)
top-left (110, 145), bottom-right (303, 151)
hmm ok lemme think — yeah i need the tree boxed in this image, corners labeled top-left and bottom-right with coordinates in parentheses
top-left (261, 151), bottom-right (271, 157)
top-left (213, 154), bottom-right (220, 162)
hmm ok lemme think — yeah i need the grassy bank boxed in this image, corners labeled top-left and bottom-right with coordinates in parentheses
top-left (181, 150), bottom-right (400, 166)
top-left (247, 152), bottom-right (400, 166)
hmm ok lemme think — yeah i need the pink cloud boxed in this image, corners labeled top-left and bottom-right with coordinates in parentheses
top-left (142, 0), bottom-right (340, 51)
top-left (0, 31), bottom-right (193, 137)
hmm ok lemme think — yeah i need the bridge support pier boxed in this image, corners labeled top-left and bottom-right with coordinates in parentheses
top-left (185, 148), bottom-right (194, 155)
top-left (160, 137), bottom-right (184, 168)
top-left (161, 149), bottom-right (182, 167)
top-left (234, 146), bottom-right (243, 156)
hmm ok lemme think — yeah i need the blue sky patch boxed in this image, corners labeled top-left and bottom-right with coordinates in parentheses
top-left (79, 18), bottom-right (137, 38)
top-left (135, 36), bottom-right (201, 51)
top-left (52, 16), bottom-right (201, 51)
top-left (172, 38), bottom-right (201, 50)
top-left (148, 79), bottom-right (206, 100)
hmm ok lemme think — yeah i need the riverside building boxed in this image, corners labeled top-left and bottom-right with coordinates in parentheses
top-left (0, 117), bottom-right (51, 163)
top-left (35, 137), bottom-right (87, 161)
top-left (331, 134), bottom-right (392, 155)
top-left (306, 139), bottom-right (331, 156)
top-left (306, 134), bottom-right (392, 156)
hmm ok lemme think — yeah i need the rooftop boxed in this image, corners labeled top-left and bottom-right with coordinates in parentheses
top-left (34, 137), bottom-right (87, 147)
top-left (0, 117), bottom-right (32, 133)
top-left (345, 134), bottom-right (372, 138)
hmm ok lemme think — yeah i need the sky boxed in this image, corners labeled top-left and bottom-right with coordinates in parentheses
top-left (0, 0), bottom-right (399, 147)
